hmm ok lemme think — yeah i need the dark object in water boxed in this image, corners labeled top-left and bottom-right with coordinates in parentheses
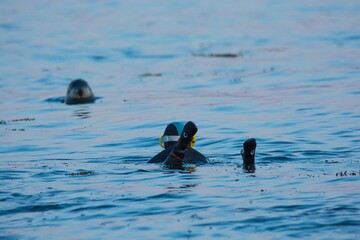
top-left (148, 121), bottom-right (208, 164)
top-left (193, 53), bottom-right (241, 58)
top-left (163, 121), bottom-right (198, 169)
top-left (66, 171), bottom-right (96, 176)
top-left (242, 138), bottom-right (257, 172)
top-left (65, 79), bottom-right (95, 105)
top-left (140, 73), bottom-right (163, 77)
top-left (11, 117), bottom-right (36, 122)
top-left (336, 170), bottom-right (359, 177)
top-left (0, 118), bottom-right (36, 124)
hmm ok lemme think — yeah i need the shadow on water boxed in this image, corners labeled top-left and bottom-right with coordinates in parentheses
top-left (45, 96), bottom-right (102, 104)
top-left (44, 97), bottom-right (66, 103)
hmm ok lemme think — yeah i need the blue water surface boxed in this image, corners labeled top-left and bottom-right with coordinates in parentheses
top-left (1, 0), bottom-right (360, 239)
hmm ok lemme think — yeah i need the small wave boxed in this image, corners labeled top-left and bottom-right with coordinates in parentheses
top-left (108, 169), bottom-right (152, 175)
top-left (0, 23), bottom-right (18, 30)
top-left (261, 156), bottom-right (294, 162)
top-left (70, 204), bottom-right (117, 212)
top-left (45, 96), bottom-right (102, 104)
top-left (90, 55), bottom-right (108, 61)
top-left (120, 48), bottom-right (177, 59)
top-left (0, 203), bottom-right (74, 216)
top-left (147, 192), bottom-right (186, 200)
top-left (269, 204), bottom-right (321, 212)
top-left (0, 170), bottom-right (31, 180)
top-left (45, 97), bottom-right (65, 103)
top-left (31, 171), bottom-right (68, 178)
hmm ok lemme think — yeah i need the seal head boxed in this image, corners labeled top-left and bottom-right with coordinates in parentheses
top-left (65, 79), bottom-right (95, 105)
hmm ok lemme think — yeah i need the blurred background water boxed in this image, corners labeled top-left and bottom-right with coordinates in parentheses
top-left (1, 0), bottom-right (359, 239)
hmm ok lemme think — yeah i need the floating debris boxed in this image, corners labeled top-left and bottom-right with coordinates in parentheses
top-left (325, 160), bottom-right (340, 164)
top-left (5, 128), bottom-right (25, 131)
top-left (140, 73), bottom-right (163, 77)
top-left (91, 55), bottom-right (107, 61)
top-left (336, 170), bottom-right (359, 177)
top-left (66, 171), bottom-right (97, 176)
top-left (10, 118), bottom-right (35, 122)
top-left (193, 53), bottom-right (241, 58)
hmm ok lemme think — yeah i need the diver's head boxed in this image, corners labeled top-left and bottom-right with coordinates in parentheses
top-left (65, 79), bottom-right (95, 105)
top-left (160, 122), bottom-right (196, 149)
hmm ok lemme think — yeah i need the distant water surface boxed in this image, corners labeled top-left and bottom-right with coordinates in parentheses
top-left (1, 0), bottom-right (359, 239)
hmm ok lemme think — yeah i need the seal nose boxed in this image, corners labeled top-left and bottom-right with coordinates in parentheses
top-left (78, 89), bottom-right (83, 97)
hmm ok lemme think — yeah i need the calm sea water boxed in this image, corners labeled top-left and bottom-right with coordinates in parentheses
top-left (1, 0), bottom-right (360, 239)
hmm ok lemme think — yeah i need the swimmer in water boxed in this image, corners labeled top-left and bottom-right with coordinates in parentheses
top-left (65, 79), bottom-right (95, 105)
top-left (148, 121), bottom-right (209, 168)
top-left (149, 121), bottom-right (257, 171)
